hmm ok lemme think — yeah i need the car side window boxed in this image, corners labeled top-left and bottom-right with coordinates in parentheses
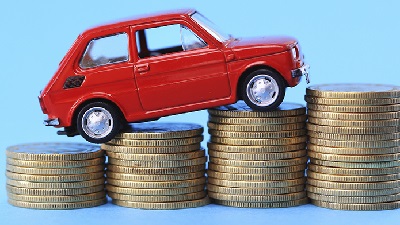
top-left (136, 24), bottom-right (206, 59)
top-left (80, 33), bottom-right (128, 69)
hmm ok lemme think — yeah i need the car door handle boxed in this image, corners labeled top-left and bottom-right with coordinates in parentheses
top-left (135, 63), bottom-right (149, 72)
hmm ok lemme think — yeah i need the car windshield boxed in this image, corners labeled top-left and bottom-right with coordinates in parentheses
top-left (190, 12), bottom-right (230, 43)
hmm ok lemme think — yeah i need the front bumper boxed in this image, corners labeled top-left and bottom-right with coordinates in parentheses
top-left (291, 64), bottom-right (310, 83)
top-left (44, 118), bottom-right (60, 126)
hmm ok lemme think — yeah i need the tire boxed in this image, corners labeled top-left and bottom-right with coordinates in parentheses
top-left (241, 69), bottom-right (286, 111)
top-left (77, 102), bottom-right (122, 143)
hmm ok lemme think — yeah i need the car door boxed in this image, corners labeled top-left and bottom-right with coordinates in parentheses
top-left (73, 27), bottom-right (139, 107)
top-left (132, 21), bottom-right (231, 111)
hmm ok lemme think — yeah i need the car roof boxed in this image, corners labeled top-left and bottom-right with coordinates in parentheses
top-left (82, 8), bottom-right (196, 36)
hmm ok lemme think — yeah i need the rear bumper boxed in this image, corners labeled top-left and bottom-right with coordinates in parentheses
top-left (44, 118), bottom-right (59, 126)
top-left (291, 64), bottom-right (310, 83)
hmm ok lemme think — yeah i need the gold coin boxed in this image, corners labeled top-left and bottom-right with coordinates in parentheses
top-left (108, 156), bottom-right (207, 168)
top-left (106, 150), bottom-right (205, 161)
top-left (208, 101), bottom-right (306, 118)
top-left (8, 198), bottom-right (107, 209)
top-left (308, 117), bottom-right (400, 127)
top-left (6, 157), bottom-right (105, 168)
top-left (310, 158), bottom-right (400, 168)
top-left (207, 184), bottom-right (305, 195)
top-left (107, 136), bottom-right (203, 147)
top-left (7, 191), bottom-right (106, 203)
top-left (307, 103), bottom-right (400, 113)
top-left (207, 122), bottom-right (305, 132)
top-left (5, 171), bottom-right (105, 182)
top-left (307, 123), bottom-right (400, 134)
top-left (6, 184), bottom-right (104, 196)
top-left (210, 136), bottom-right (308, 146)
top-left (309, 137), bottom-right (400, 148)
top-left (208, 129), bottom-right (306, 139)
top-left (307, 177), bottom-right (400, 190)
top-left (307, 109), bottom-right (400, 121)
top-left (106, 171), bottom-right (205, 181)
top-left (208, 150), bottom-right (306, 161)
top-left (212, 198), bottom-right (309, 208)
top-left (311, 199), bottom-right (400, 211)
top-left (108, 191), bottom-right (206, 202)
top-left (308, 151), bottom-right (400, 162)
top-left (106, 177), bottom-right (206, 188)
top-left (308, 164), bottom-right (400, 175)
top-left (101, 143), bottom-right (201, 154)
top-left (305, 96), bottom-right (400, 106)
top-left (207, 170), bottom-right (305, 181)
top-left (308, 192), bottom-right (400, 204)
top-left (208, 177), bottom-right (306, 188)
top-left (208, 163), bottom-right (306, 174)
top-left (208, 191), bottom-right (306, 202)
top-left (209, 115), bottom-right (307, 125)
top-left (6, 143), bottom-right (103, 161)
top-left (106, 184), bottom-right (205, 196)
top-left (6, 164), bottom-right (105, 175)
top-left (112, 197), bottom-right (209, 209)
top-left (207, 142), bottom-right (306, 153)
top-left (307, 170), bottom-right (400, 183)
top-left (7, 177), bottom-right (105, 189)
top-left (106, 164), bottom-right (205, 175)
top-left (210, 157), bottom-right (308, 168)
top-left (307, 143), bottom-right (400, 155)
top-left (306, 184), bottom-right (400, 197)
top-left (115, 122), bottom-right (203, 139)
top-left (306, 84), bottom-right (400, 99)
top-left (307, 131), bottom-right (400, 141)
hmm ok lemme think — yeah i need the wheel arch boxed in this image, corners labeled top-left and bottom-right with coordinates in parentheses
top-left (236, 64), bottom-right (288, 100)
top-left (70, 97), bottom-right (126, 131)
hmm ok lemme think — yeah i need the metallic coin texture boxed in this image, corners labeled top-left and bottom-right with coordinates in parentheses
top-left (306, 84), bottom-right (400, 99)
top-left (112, 197), bottom-right (210, 209)
top-left (115, 122), bottom-right (203, 139)
top-left (208, 101), bottom-right (306, 118)
top-left (6, 143), bottom-right (103, 161)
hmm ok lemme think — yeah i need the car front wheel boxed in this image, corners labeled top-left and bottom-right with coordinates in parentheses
top-left (242, 69), bottom-right (286, 111)
top-left (77, 102), bottom-right (121, 143)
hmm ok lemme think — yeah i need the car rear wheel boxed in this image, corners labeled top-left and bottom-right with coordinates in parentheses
top-left (77, 102), bottom-right (121, 143)
top-left (242, 69), bottom-right (286, 111)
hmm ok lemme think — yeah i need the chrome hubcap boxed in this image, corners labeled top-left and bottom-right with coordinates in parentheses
top-left (246, 75), bottom-right (279, 107)
top-left (82, 107), bottom-right (113, 139)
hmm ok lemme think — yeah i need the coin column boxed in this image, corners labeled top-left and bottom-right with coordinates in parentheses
top-left (306, 83), bottom-right (400, 210)
top-left (102, 122), bottom-right (209, 209)
top-left (6, 143), bottom-right (107, 209)
top-left (207, 101), bottom-right (309, 208)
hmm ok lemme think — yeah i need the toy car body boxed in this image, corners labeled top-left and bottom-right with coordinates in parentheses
top-left (39, 9), bottom-right (309, 143)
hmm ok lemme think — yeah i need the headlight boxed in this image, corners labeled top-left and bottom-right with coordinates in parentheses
top-left (291, 47), bottom-right (298, 59)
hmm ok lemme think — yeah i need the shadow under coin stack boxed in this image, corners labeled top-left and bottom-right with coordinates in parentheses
top-left (6, 143), bottom-right (107, 209)
top-left (102, 122), bottom-right (209, 209)
top-left (207, 101), bottom-right (309, 208)
top-left (305, 83), bottom-right (400, 210)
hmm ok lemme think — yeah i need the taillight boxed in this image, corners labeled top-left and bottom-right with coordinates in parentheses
top-left (291, 47), bottom-right (298, 59)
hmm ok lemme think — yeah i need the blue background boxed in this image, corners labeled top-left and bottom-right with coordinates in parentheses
top-left (1, 0), bottom-right (400, 224)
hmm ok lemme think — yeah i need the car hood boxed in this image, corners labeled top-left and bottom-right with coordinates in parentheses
top-left (227, 36), bottom-right (298, 60)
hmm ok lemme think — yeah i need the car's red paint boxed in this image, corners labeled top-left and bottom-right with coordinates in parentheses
top-left (39, 9), bottom-right (307, 132)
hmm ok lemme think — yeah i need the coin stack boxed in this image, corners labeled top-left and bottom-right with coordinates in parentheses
top-left (102, 122), bottom-right (209, 209)
top-left (6, 143), bottom-right (107, 209)
top-left (305, 83), bottom-right (400, 210)
top-left (207, 101), bottom-right (309, 208)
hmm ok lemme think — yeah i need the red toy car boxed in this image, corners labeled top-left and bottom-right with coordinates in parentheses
top-left (39, 9), bottom-right (309, 143)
